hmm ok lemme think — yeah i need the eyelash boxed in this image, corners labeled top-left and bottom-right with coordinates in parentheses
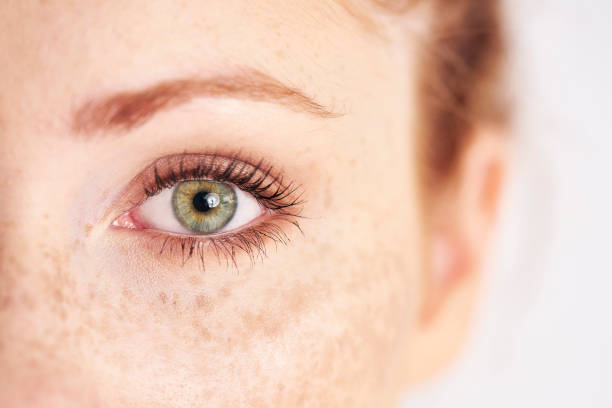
top-left (122, 152), bottom-right (305, 270)
top-left (142, 153), bottom-right (303, 211)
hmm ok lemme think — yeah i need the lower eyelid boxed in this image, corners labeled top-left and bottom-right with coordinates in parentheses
top-left (108, 213), bottom-right (302, 271)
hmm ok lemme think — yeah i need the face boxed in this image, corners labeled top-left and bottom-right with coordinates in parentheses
top-left (0, 1), bottom-right (497, 407)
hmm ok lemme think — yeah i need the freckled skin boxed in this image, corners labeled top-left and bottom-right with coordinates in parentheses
top-left (0, 1), bottom-right (424, 407)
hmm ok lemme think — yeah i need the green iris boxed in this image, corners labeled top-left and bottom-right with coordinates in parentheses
top-left (172, 180), bottom-right (237, 234)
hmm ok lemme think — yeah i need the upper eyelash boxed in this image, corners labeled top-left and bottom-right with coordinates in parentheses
top-left (142, 153), bottom-right (304, 213)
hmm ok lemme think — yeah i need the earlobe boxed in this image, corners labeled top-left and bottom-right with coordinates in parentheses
top-left (422, 228), bottom-right (470, 322)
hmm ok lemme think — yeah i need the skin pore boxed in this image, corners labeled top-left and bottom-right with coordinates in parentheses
top-left (0, 1), bottom-right (506, 407)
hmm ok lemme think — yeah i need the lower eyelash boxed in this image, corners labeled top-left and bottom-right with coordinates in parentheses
top-left (145, 214), bottom-right (303, 271)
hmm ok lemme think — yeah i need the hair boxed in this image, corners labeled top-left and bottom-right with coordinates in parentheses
top-left (416, 0), bottom-right (506, 186)
top-left (370, 0), bottom-right (506, 187)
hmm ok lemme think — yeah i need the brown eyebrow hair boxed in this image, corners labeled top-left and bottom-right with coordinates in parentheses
top-left (72, 68), bottom-right (339, 135)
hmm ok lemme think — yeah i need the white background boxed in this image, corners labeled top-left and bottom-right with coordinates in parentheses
top-left (401, 1), bottom-right (612, 406)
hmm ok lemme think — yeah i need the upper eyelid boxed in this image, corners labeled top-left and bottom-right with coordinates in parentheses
top-left (143, 154), bottom-right (283, 197)
top-left (118, 152), bottom-right (304, 215)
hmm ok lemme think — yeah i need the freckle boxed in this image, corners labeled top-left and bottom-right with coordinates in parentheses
top-left (190, 319), bottom-right (212, 342)
top-left (84, 224), bottom-right (93, 237)
top-left (158, 292), bottom-right (168, 304)
top-left (122, 288), bottom-right (133, 300)
top-left (248, 396), bottom-right (267, 408)
top-left (195, 294), bottom-right (214, 314)
top-left (88, 286), bottom-right (97, 300)
top-left (0, 295), bottom-right (12, 311)
top-left (219, 286), bottom-right (231, 298)
top-left (115, 309), bottom-right (126, 322)
top-left (225, 337), bottom-right (233, 353)
top-left (288, 293), bottom-right (305, 315)
top-left (187, 274), bottom-right (203, 285)
top-left (53, 288), bottom-right (63, 302)
top-left (262, 318), bottom-right (281, 338)
top-left (242, 311), bottom-right (264, 333)
top-left (199, 327), bottom-right (211, 341)
top-left (71, 239), bottom-right (80, 250)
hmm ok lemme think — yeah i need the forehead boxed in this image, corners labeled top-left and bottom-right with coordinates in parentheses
top-left (0, 0), bottom-right (384, 59)
top-left (1, 1), bottom-right (353, 64)
top-left (0, 0), bottom-right (400, 127)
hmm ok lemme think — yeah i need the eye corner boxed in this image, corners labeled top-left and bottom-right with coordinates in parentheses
top-left (111, 210), bottom-right (140, 230)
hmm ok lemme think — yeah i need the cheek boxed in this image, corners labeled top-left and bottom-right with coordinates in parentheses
top-left (272, 131), bottom-right (423, 402)
top-left (0, 150), bottom-right (123, 404)
top-left (68, 236), bottom-right (418, 407)
top-left (0, 218), bottom-right (100, 404)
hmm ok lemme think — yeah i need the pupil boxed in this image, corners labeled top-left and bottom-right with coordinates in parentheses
top-left (193, 191), bottom-right (217, 213)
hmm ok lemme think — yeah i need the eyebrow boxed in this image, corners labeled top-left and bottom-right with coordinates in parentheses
top-left (72, 68), bottom-right (339, 135)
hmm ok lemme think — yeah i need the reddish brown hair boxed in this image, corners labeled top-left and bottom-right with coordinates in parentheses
top-left (363, 0), bottom-right (506, 185)
top-left (417, 0), bottom-right (506, 186)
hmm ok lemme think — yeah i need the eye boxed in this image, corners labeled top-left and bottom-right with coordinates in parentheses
top-left (131, 180), bottom-right (264, 235)
top-left (109, 153), bottom-right (305, 269)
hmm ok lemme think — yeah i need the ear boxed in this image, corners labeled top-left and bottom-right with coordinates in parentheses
top-left (404, 125), bottom-right (508, 384)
